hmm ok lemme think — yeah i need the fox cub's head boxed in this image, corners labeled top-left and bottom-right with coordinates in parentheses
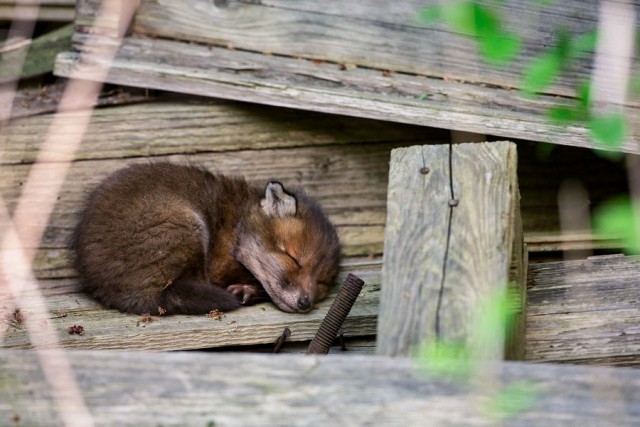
top-left (236, 182), bottom-right (341, 313)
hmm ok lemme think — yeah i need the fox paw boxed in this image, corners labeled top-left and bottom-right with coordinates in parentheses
top-left (227, 284), bottom-right (263, 305)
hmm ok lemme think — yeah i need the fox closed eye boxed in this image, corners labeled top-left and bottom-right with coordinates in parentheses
top-left (284, 251), bottom-right (301, 269)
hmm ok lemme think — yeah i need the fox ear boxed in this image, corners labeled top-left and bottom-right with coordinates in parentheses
top-left (261, 182), bottom-right (297, 218)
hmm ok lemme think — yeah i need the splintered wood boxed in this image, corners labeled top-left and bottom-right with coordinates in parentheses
top-left (377, 142), bottom-right (524, 360)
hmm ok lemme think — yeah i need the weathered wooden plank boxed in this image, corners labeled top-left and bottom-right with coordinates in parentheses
top-left (0, 2), bottom-right (75, 21)
top-left (377, 141), bottom-right (522, 359)
top-left (0, 24), bottom-right (73, 82)
top-left (7, 83), bottom-right (149, 120)
top-left (526, 255), bottom-right (640, 367)
top-left (1, 97), bottom-right (443, 165)
top-left (1, 99), bottom-right (629, 279)
top-left (0, 142), bottom-right (400, 267)
top-left (506, 196), bottom-right (527, 360)
top-left (54, 36), bottom-right (640, 153)
top-left (1, 98), bottom-right (444, 277)
top-left (0, 260), bottom-right (380, 350)
top-left (100, 0), bottom-right (634, 99)
top-left (2, 350), bottom-right (640, 426)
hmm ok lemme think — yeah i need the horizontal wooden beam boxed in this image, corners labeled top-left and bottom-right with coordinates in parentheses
top-left (2, 350), bottom-right (639, 425)
top-left (526, 254), bottom-right (640, 367)
top-left (54, 36), bottom-right (640, 153)
top-left (0, 2), bottom-right (75, 22)
top-left (0, 261), bottom-right (380, 350)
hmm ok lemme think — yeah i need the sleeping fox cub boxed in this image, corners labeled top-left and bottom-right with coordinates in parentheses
top-left (72, 162), bottom-right (341, 315)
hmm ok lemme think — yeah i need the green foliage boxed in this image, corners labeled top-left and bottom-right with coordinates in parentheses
top-left (419, 1), bottom-right (520, 66)
top-left (419, 2), bottom-right (627, 152)
top-left (417, 340), bottom-right (472, 379)
top-left (593, 196), bottom-right (640, 254)
top-left (416, 289), bottom-right (537, 420)
top-left (521, 30), bottom-right (596, 96)
top-left (589, 113), bottom-right (628, 153)
top-left (485, 381), bottom-right (541, 421)
top-left (521, 52), bottom-right (563, 96)
top-left (418, 289), bottom-right (517, 378)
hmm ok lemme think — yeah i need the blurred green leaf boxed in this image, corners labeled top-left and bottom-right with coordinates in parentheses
top-left (472, 2), bottom-right (500, 37)
top-left (535, 142), bottom-right (556, 160)
top-left (569, 31), bottom-right (598, 58)
top-left (547, 106), bottom-right (575, 124)
top-left (440, 2), bottom-right (477, 35)
top-left (589, 113), bottom-right (627, 151)
top-left (417, 340), bottom-right (472, 379)
top-left (418, 5), bottom-right (441, 23)
top-left (485, 381), bottom-right (540, 420)
top-left (521, 53), bottom-right (562, 96)
top-left (594, 197), bottom-right (640, 254)
top-left (480, 33), bottom-right (521, 65)
top-left (576, 81), bottom-right (592, 110)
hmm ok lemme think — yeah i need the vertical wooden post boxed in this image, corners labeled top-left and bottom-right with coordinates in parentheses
top-left (376, 141), bottom-right (525, 360)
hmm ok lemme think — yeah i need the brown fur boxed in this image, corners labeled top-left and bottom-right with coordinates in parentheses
top-left (72, 162), bottom-right (341, 315)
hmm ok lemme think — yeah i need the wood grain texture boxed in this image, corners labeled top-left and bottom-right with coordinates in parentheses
top-left (2, 350), bottom-right (640, 426)
top-left (54, 34), bottom-right (640, 154)
top-left (377, 142), bottom-right (520, 359)
top-left (2, 99), bottom-right (629, 280)
top-left (0, 24), bottom-right (73, 81)
top-left (0, 260), bottom-right (380, 350)
top-left (2, 98), bottom-right (445, 278)
top-left (506, 193), bottom-right (527, 361)
top-left (2, 97), bottom-right (442, 165)
top-left (0, 1), bottom-right (75, 21)
top-left (526, 255), bottom-right (640, 366)
top-left (128, 0), bottom-right (634, 99)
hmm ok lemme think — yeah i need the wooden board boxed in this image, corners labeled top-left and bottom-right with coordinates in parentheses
top-left (0, 260), bottom-right (380, 350)
top-left (56, 0), bottom-right (640, 153)
top-left (55, 36), bottom-right (640, 155)
top-left (377, 142), bottom-right (523, 359)
top-left (2, 350), bottom-right (640, 426)
top-left (526, 255), bottom-right (640, 367)
top-left (1, 99), bottom-right (629, 281)
top-left (1, 99), bottom-right (446, 279)
top-left (0, 24), bottom-right (73, 82)
top-left (0, 1), bottom-right (75, 22)
top-left (80, 0), bottom-right (635, 98)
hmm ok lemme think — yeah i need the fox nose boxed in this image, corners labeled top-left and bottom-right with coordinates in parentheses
top-left (297, 293), bottom-right (311, 311)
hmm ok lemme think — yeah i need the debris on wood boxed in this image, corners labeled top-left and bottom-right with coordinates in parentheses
top-left (137, 313), bottom-right (155, 326)
top-left (6, 308), bottom-right (24, 328)
top-left (67, 325), bottom-right (85, 335)
top-left (206, 309), bottom-right (225, 321)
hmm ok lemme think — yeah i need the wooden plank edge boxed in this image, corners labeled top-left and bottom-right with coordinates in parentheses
top-left (53, 42), bottom-right (640, 155)
top-left (2, 350), bottom-right (640, 426)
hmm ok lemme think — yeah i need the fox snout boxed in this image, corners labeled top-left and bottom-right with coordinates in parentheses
top-left (297, 293), bottom-right (312, 312)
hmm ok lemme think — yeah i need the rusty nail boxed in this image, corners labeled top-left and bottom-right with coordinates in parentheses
top-left (419, 167), bottom-right (430, 175)
top-left (273, 327), bottom-right (291, 353)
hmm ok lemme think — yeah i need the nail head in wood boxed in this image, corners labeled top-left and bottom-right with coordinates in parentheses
top-left (448, 199), bottom-right (459, 207)
top-left (419, 167), bottom-right (430, 175)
